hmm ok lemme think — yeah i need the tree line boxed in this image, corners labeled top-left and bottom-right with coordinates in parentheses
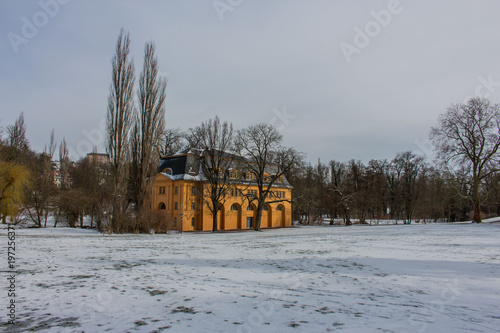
top-left (291, 98), bottom-right (500, 224)
top-left (1, 29), bottom-right (499, 230)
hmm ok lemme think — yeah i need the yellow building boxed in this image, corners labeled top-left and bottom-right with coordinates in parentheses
top-left (151, 149), bottom-right (292, 231)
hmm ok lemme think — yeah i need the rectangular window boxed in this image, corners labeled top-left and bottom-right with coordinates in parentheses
top-left (191, 187), bottom-right (195, 195)
top-left (174, 217), bottom-right (177, 226)
top-left (175, 202), bottom-right (178, 210)
top-left (191, 218), bottom-right (195, 227)
top-left (175, 186), bottom-right (178, 194)
top-left (191, 202), bottom-right (195, 210)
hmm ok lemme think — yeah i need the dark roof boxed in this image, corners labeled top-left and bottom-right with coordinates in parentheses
top-left (157, 149), bottom-right (292, 187)
top-left (158, 154), bottom-right (199, 177)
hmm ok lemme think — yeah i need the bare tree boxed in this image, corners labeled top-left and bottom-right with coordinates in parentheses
top-left (293, 163), bottom-right (320, 225)
top-left (3, 113), bottom-right (31, 164)
top-left (131, 41), bottom-right (167, 211)
top-left (187, 116), bottom-right (234, 232)
top-left (106, 29), bottom-right (135, 232)
top-left (59, 138), bottom-right (70, 189)
top-left (162, 128), bottom-right (184, 156)
top-left (43, 129), bottom-right (56, 157)
top-left (24, 153), bottom-right (55, 228)
top-left (23, 130), bottom-right (57, 227)
top-left (392, 152), bottom-right (425, 223)
top-left (329, 160), bottom-right (354, 225)
top-left (365, 159), bottom-right (388, 223)
top-left (315, 159), bottom-right (329, 221)
top-left (236, 123), bottom-right (302, 231)
top-left (71, 156), bottom-right (110, 229)
top-left (431, 97), bottom-right (500, 223)
top-left (8, 112), bottom-right (29, 152)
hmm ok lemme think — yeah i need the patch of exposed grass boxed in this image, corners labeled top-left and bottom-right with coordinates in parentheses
top-left (171, 306), bottom-right (197, 314)
top-left (148, 289), bottom-right (168, 296)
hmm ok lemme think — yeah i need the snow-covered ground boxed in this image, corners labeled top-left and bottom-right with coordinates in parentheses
top-left (1, 223), bottom-right (499, 332)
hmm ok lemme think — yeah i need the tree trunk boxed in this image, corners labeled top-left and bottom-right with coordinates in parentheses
top-left (254, 202), bottom-right (263, 231)
top-left (472, 170), bottom-right (482, 223)
top-left (212, 202), bottom-right (218, 232)
top-left (344, 207), bottom-right (351, 225)
top-left (472, 203), bottom-right (481, 223)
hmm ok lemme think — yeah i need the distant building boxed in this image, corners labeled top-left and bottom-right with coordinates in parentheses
top-left (52, 170), bottom-right (63, 188)
top-left (51, 165), bottom-right (71, 188)
top-left (86, 151), bottom-right (110, 165)
top-left (150, 148), bottom-right (293, 232)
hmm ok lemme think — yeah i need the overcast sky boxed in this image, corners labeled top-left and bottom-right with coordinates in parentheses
top-left (1, 0), bottom-right (500, 163)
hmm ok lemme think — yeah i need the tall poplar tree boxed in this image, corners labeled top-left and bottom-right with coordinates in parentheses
top-left (106, 29), bottom-right (135, 232)
top-left (131, 41), bottom-right (167, 210)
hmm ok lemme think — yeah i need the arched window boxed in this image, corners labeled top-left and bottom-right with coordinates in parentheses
top-left (247, 205), bottom-right (254, 211)
top-left (159, 203), bottom-right (166, 210)
top-left (276, 205), bottom-right (283, 211)
top-left (231, 204), bottom-right (239, 211)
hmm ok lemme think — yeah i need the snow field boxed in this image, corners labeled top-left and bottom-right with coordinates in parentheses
top-left (1, 223), bottom-right (499, 332)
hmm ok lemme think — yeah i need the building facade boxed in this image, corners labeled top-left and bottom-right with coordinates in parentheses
top-left (86, 152), bottom-right (110, 165)
top-left (150, 149), bottom-right (293, 231)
